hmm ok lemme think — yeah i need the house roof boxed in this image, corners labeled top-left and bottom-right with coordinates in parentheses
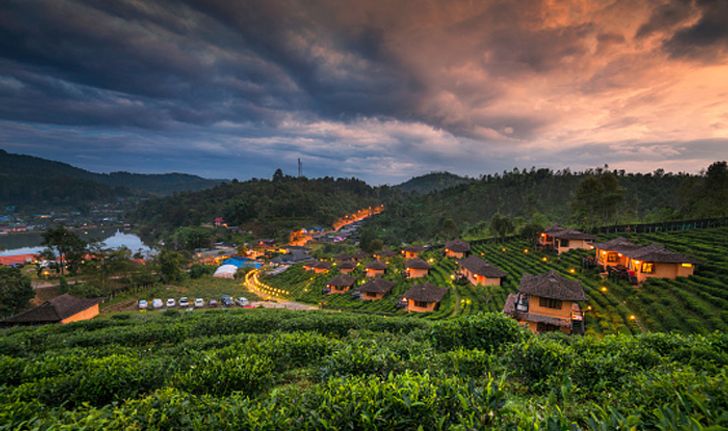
top-left (593, 237), bottom-right (641, 253)
top-left (404, 283), bottom-right (448, 303)
top-left (327, 274), bottom-right (355, 287)
top-left (0, 253), bottom-right (36, 266)
top-left (405, 258), bottom-right (431, 270)
top-left (3, 294), bottom-right (99, 324)
top-left (374, 249), bottom-right (397, 258)
top-left (445, 239), bottom-right (470, 253)
top-left (544, 225), bottom-right (566, 235)
top-left (402, 245), bottom-right (426, 253)
top-left (314, 261), bottom-right (333, 270)
top-left (625, 244), bottom-right (700, 264)
top-left (338, 261), bottom-right (356, 269)
top-left (366, 260), bottom-right (387, 270)
top-left (551, 229), bottom-right (595, 241)
top-left (519, 271), bottom-right (587, 301)
top-left (335, 253), bottom-right (354, 262)
top-left (459, 255), bottom-right (507, 278)
top-left (359, 278), bottom-right (394, 294)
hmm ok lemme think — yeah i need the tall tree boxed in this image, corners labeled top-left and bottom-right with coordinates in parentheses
top-left (0, 266), bottom-right (34, 318)
top-left (157, 249), bottom-right (187, 283)
top-left (571, 172), bottom-right (624, 227)
top-left (41, 225), bottom-right (87, 276)
top-left (490, 213), bottom-right (514, 240)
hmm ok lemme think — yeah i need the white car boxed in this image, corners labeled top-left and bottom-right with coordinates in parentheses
top-left (236, 297), bottom-right (249, 307)
top-left (194, 298), bottom-right (205, 308)
top-left (138, 299), bottom-right (148, 310)
top-left (152, 298), bottom-right (163, 309)
top-left (166, 298), bottom-right (176, 308)
top-left (179, 297), bottom-right (190, 307)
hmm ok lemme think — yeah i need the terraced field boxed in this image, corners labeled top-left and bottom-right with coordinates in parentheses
top-left (262, 226), bottom-right (728, 334)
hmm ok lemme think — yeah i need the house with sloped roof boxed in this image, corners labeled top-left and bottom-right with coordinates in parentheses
top-left (538, 225), bottom-right (565, 247)
top-left (359, 278), bottom-right (394, 301)
top-left (401, 245), bottom-right (426, 259)
top-left (458, 255), bottom-right (506, 286)
top-left (2, 294), bottom-right (100, 326)
top-left (594, 238), bottom-right (698, 282)
top-left (503, 271), bottom-right (586, 334)
top-left (326, 274), bottom-right (356, 294)
top-left (338, 260), bottom-right (356, 274)
top-left (405, 258), bottom-right (430, 279)
top-left (403, 283), bottom-right (448, 312)
top-left (365, 260), bottom-right (387, 278)
top-left (550, 229), bottom-right (595, 254)
top-left (444, 239), bottom-right (470, 259)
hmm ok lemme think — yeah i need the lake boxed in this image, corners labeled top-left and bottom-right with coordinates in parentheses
top-left (0, 229), bottom-right (154, 257)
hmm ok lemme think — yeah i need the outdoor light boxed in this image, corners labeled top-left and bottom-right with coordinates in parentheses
top-left (541, 256), bottom-right (548, 262)
top-left (600, 286), bottom-right (608, 293)
top-left (629, 315), bottom-right (636, 320)
top-left (523, 248), bottom-right (529, 254)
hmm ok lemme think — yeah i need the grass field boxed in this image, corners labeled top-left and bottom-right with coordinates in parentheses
top-left (262, 226), bottom-right (728, 334)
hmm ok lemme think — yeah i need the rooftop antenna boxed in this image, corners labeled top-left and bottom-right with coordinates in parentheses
top-left (297, 158), bottom-right (302, 177)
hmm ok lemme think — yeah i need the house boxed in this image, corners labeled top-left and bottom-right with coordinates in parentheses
top-left (0, 253), bottom-right (37, 267)
top-left (338, 260), bottom-right (356, 274)
top-left (359, 278), bottom-right (394, 301)
top-left (2, 294), bottom-right (100, 326)
top-left (373, 249), bottom-right (397, 261)
top-left (304, 260), bottom-right (332, 274)
top-left (365, 260), bottom-right (387, 277)
top-left (326, 274), bottom-right (356, 294)
top-left (444, 239), bottom-right (471, 259)
top-left (458, 255), bottom-right (506, 286)
top-left (595, 238), bottom-right (699, 282)
top-left (403, 283), bottom-right (448, 312)
top-left (270, 249), bottom-right (314, 266)
top-left (538, 225), bottom-right (565, 247)
top-left (549, 229), bottom-right (595, 254)
top-left (405, 258), bottom-right (430, 278)
top-left (503, 271), bottom-right (586, 334)
top-left (401, 245), bottom-right (425, 259)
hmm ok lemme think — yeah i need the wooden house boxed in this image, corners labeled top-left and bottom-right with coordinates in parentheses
top-left (326, 274), bottom-right (356, 294)
top-left (365, 260), bottom-right (387, 278)
top-left (403, 283), bottom-right (448, 312)
top-left (594, 238), bottom-right (698, 282)
top-left (2, 294), bottom-right (100, 326)
top-left (373, 249), bottom-right (397, 261)
top-left (338, 260), bottom-right (356, 274)
top-left (458, 255), bottom-right (506, 286)
top-left (550, 229), bottom-right (595, 254)
top-left (405, 258), bottom-right (430, 278)
top-left (444, 240), bottom-right (470, 259)
top-left (305, 260), bottom-right (332, 274)
top-left (401, 245), bottom-right (425, 259)
top-left (538, 225), bottom-right (565, 247)
top-left (359, 278), bottom-right (394, 301)
top-left (503, 271), bottom-right (586, 334)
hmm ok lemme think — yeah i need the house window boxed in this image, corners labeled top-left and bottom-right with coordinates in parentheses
top-left (560, 239), bottom-right (570, 247)
top-left (365, 292), bottom-right (376, 298)
top-left (641, 262), bottom-right (655, 274)
top-left (539, 297), bottom-right (563, 309)
top-left (536, 322), bottom-right (561, 332)
top-left (607, 252), bottom-right (619, 263)
top-left (414, 300), bottom-right (430, 308)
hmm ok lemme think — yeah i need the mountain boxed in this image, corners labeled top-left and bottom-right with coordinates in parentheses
top-left (0, 149), bottom-right (222, 209)
top-left (394, 171), bottom-right (472, 194)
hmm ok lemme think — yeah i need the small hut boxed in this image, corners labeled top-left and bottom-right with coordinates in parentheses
top-left (326, 274), bottom-right (356, 294)
top-left (458, 255), bottom-right (506, 286)
top-left (405, 258), bottom-right (431, 279)
top-left (365, 260), bottom-right (387, 278)
top-left (359, 278), bottom-right (394, 301)
top-left (2, 294), bottom-right (100, 326)
top-left (403, 283), bottom-right (448, 312)
top-left (401, 245), bottom-right (426, 259)
top-left (444, 240), bottom-right (470, 259)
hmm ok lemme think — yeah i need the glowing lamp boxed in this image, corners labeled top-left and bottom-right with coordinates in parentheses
top-left (600, 286), bottom-right (608, 293)
top-left (629, 315), bottom-right (636, 321)
top-left (681, 263), bottom-right (693, 268)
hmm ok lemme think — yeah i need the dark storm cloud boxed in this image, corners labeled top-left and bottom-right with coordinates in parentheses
top-left (0, 0), bottom-right (726, 183)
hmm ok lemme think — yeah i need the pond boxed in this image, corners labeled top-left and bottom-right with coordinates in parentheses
top-left (0, 229), bottom-right (154, 257)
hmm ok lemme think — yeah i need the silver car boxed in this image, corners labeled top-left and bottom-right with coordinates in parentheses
top-left (152, 298), bottom-right (163, 309)
top-left (166, 298), bottom-right (176, 308)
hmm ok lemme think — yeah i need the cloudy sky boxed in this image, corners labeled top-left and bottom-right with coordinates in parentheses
top-left (1, 0), bottom-right (727, 183)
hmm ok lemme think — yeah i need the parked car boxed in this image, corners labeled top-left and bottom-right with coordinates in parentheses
top-left (138, 299), bottom-right (148, 310)
top-left (236, 297), bottom-right (249, 307)
top-left (221, 295), bottom-right (234, 307)
top-left (208, 298), bottom-right (218, 307)
top-left (179, 297), bottom-right (190, 307)
top-left (350, 290), bottom-right (361, 300)
top-left (152, 298), bottom-right (163, 309)
top-left (166, 298), bottom-right (176, 308)
top-left (194, 298), bottom-right (205, 308)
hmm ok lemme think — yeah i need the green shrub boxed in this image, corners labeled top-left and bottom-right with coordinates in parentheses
top-left (431, 312), bottom-right (525, 352)
top-left (174, 354), bottom-right (273, 396)
top-left (506, 337), bottom-right (571, 391)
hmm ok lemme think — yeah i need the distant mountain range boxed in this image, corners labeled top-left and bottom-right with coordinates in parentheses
top-left (0, 149), bottom-right (223, 209)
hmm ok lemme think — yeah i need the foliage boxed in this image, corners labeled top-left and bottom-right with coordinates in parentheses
top-left (0, 266), bottom-right (33, 318)
top-left (571, 169), bottom-right (625, 227)
top-left (490, 213), bottom-right (515, 240)
top-left (172, 226), bottom-right (213, 251)
top-left (157, 249), bottom-right (187, 283)
top-left (41, 225), bottom-right (87, 275)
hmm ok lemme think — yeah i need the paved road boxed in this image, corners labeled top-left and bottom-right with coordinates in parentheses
top-left (244, 269), bottom-right (318, 310)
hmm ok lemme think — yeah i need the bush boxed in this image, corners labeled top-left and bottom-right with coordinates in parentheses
top-left (506, 337), bottom-right (571, 391)
top-left (431, 313), bottom-right (524, 352)
top-left (174, 354), bottom-right (273, 396)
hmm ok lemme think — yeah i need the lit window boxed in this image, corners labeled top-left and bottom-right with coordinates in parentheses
top-left (681, 263), bottom-right (693, 268)
top-left (641, 262), bottom-right (655, 274)
top-left (539, 297), bottom-right (563, 309)
top-left (607, 253), bottom-right (619, 263)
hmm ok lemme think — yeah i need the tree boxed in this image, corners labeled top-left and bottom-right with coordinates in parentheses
top-left (172, 227), bottom-right (212, 251)
top-left (0, 266), bottom-right (34, 318)
top-left (157, 249), bottom-right (187, 283)
top-left (490, 213), bottom-right (514, 240)
top-left (571, 172), bottom-right (624, 227)
top-left (272, 168), bottom-right (285, 182)
top-left (520, 222), bottom-right (544, 245)
top-left (223, 198), bottom-right (257, 225)
top-left (41, 225), bottom-right (87, 276)
top-left (439, 217), bottom-right (459, 239)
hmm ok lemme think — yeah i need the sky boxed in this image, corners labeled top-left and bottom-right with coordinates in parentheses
top-left (1, 0), bottom-right (727, 184)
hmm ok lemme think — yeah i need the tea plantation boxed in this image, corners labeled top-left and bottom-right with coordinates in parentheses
top-left (0, 309), bottom-right (726, 429)
top-left (262, 226), bottom-right (728, 335)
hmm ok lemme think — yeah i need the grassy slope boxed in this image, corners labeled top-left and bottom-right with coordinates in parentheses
top-left (263, 226), bottom-right (728, 335)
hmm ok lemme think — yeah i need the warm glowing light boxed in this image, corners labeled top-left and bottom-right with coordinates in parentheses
top-left (523, 248), bottom-right (529, 254)
top-left (600, 286), bottom-right (608, 293)
top-left (681, 263), bottom-right (693, 268)
top-left (587, 305), bottom-right (592, 311)
top-left (501, 247), bottom-right (507, 252)
top-left (629, 315), bottom-right (636, 321)
top-left (541, 256), bottom-right (548, 262)
top-left (568, 268), bottom-right (576, 274)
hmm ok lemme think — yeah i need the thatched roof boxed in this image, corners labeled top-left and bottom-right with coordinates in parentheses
top-left (402, 245), bottom-right (426, 253)
top-left (405, 258), bottom-right (431, 270)
top-left (625, 244), bottom-right (700, 264)
top-left (314, 261), bottom-right (333, 270)
top-left (366, 260), bottom-right (387, 270)
top-left (459, 255), bottom-right (506, 278)
top-left (551, 229), bottom-right (595, 241)
top-left (327, 274), bottom-right (356, 287)
top-left (544, 225), bottom-right (566, 235)
top-left (404, 283), bottom-right (448, 303)
top-left (359, 278), bottom-right (394, 294)
top-left (593, 237), bottom-right (641, 253)
top-left (445, 239), bottom-right (470, 253)
top-left (374, 249), bottom-right (397, 258)
top-left (338, 261), bottom-right (356, 270)
top-left (519, 271), bottom-right (586, 301)
top-left (3, 294), bottom-right (99, 325)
